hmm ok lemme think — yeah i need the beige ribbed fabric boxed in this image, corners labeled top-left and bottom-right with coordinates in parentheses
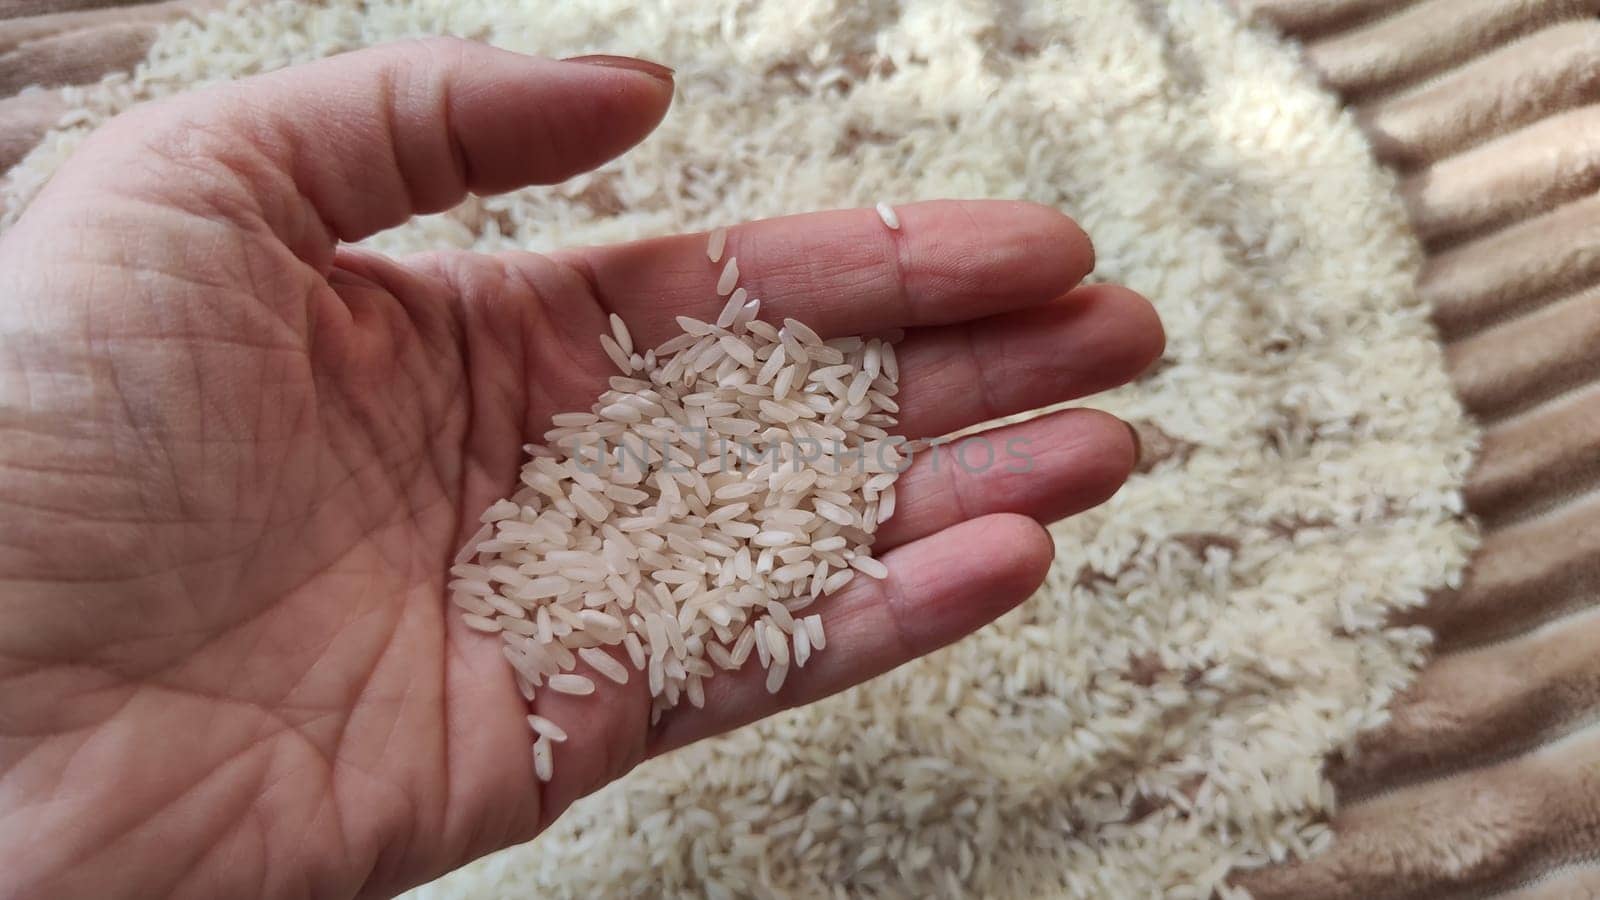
top-left (0, 0), bottom-right (203, 170)
top-left (1359, 19), bottom-right (1600, 168)
top-left (1235, 1), bottom-right (1600, 898)
top-left (1302, 0), bottom-right (1596, 97)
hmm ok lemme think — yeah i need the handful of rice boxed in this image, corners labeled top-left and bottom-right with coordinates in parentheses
top-left (448, 240), bottom-right (908, 781)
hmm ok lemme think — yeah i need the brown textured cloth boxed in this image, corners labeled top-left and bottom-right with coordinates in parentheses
top-left (0, 0), bottom-right (200, 171)
top-left (1233, 0), bottom-right (1600, 897)
top-left (3, 1), bottom-right (1600, 897)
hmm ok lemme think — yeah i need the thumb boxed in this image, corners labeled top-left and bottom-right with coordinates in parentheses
top-left (57, 37), bottom-right (673, 263)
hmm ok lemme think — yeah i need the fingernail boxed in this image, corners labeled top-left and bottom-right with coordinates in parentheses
top-left (563, 54), bottom-right (675, 84)
top-left (1125, 420), bottom-right (1143, 469)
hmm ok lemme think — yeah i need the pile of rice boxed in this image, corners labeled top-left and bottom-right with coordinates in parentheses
top-left (451, 243), bottom-right (909, 780)
top-left (3, 0), bottom-right (1479, 896)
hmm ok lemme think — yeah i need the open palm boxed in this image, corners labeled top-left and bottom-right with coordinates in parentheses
top-left (0, 40), bottom-right (1161, 900)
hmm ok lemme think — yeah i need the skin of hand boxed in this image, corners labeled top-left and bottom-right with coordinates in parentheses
top-left (0, 38), bottom-right (1163, 900)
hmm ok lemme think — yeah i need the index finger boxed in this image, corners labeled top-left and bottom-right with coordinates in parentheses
top-left (556, 200), bottom-right (1094, 348)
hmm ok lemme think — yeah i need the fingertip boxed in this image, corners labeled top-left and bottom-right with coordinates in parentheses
top-left (1124, 417), bottom-right (1144, 470)
top-left (932, 514), bottom-right (1055, 636)
top-left (1075, 407), bottom-right (1142, 491)
top-left (901, 514), bottom-right (1053, 631)
top-left (1065, 283), bottom-right (1167, 380)
top-left (464, 51), bottom-right (676, 192)
top-left (990, 201), bottom-right (1098, 304)
top-left (989, 201), bottom-right (1096, 297)
top-left (887, 200), bottom-right (1098, 323)
top-left (1022, 409), bottom-right (1140, 516)
top-left (983, 512), bottom-right (1057, 597)
top-left (1073, 215), bottom-right (1097, 280)
top-left (317, 39), bottom-right (678, 225)
top-left (561, 53), bottom-right (676, 84)
top-left (1110, 285), bottom-right (1167, 372)
top-left (1042, 202), bottom-right (1096, 287)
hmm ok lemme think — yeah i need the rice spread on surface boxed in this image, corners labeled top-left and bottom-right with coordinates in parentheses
top-left (4, 0), bottom-right (1479, 896)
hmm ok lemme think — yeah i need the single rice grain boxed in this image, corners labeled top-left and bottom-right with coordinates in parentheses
top-left (717, 257), bottom-right (740, 296)
top-left (527, 714), bottom-right (568, 742)
top-left (578, 647), bottom-right (631, 684)
top-left (706, 227), bottom-right (727, 263)
top-left (548, 673), bottom-right (597, 696)
top-left (533, 736), bottom-right (554, 782)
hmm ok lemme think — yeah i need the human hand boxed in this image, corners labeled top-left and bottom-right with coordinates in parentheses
top-left (0, 39), bottom-right (1162, 899)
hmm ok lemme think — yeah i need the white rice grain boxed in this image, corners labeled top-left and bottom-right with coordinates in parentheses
top-left (548, 673), bottom-right (596, 696)
top-left (782, 317), bottom-right (823, 347)
top-left (527, 714), bottom-right (568, 742)
top-left (717, 257), bottom-right (740, 296)
top-left (850, 556), bottom-right (890, 580)
top-left (462, 613), bottom-right (502, 633)
top-left (716, 287), bottom-right (748, 328)
top-left (600, 334), bottom-right (633, 373)
top-left (765, 661), bottom-right (789, 694)
top-left (734, 297), bottom-right (762, 330)
top-left (609, 313), bottom-right (634, 356)
top-left (803, 614), bottom-right (826, 650)
top-left (623, 632), bottom-right (648, 670)
top-left (578, 647), bottom-right (631, 684)
top-left (533, 736), bottom-right (554, 782)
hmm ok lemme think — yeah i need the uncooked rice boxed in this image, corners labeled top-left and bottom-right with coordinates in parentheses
top-left (451, 250), bottom-right (904, 779)
top-left (6, 1), bottom-right (1478, 897)
top-left (715, 256), bottom-right (740, 295)
top-left (875, 202), bottom-right (900, 230)
top-left (526, 714), bottom-right (568, 743)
